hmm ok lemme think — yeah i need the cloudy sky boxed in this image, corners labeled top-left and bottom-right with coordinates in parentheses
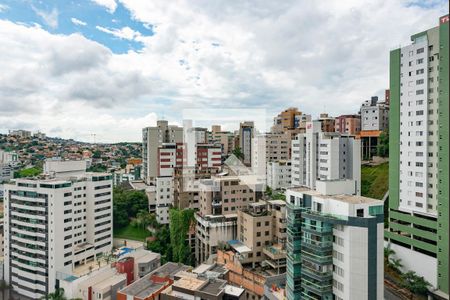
top-left (0, 0), bottom-right (447, 142)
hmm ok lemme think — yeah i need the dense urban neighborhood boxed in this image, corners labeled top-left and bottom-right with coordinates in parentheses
top-left (0, 2), bottom-right (448, 300)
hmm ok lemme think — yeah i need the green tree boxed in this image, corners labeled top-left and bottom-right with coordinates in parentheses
top-left (169, 208), bottom-right (195, 265)
top-left (14, 167), bottom-right (42, 178)
top-left (113, 187), bottom-right (148, 229)
top-left (377, 130), bottom-right (389, 157)
top-left (232, 147), bottom-right (244, 160)
top-left (40, 288), bottom-right (67, 300)
top-left (401, 271), bottom-right (430, 295)
top-left (92, 150), bottom-right (102, 159)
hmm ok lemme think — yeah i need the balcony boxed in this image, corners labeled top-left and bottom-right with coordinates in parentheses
top-left (301, 249), bottom-right (332, 265)
top-left (301, 278), bottom-right (332, 296)
top-left (301, 265), bottom-right (333, 282)
top-left (263, 244), bottom-right (287, 260)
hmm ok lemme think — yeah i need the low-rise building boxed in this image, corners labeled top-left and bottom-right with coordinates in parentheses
top-left (60, 266), bottom-right (127, 300)
top-left (116, 262), bottom-right (190, 300)
top-left (160, 270), bottom-right (245, 300)
top-left (195, 213), bottom-right (238, 264)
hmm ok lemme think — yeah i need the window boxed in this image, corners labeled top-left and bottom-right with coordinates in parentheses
top-left (416, 79), bottom-right (424, 85)
top-left (416, 47), bottom-right (424, 54)
top-left (356, 209), bottom-right (364, 217)
top-left (416, 58), bottom-right (424, 64)
top-left (416, 90), bottom-right (424, 95)
top-left (416, 69), bottom-right (424, 75)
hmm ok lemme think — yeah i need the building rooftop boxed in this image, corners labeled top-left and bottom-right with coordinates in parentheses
top-left (199, 279), bottom-right (226, 296)
top-left (173, 275), bottom-right (205, 291)
top-left (228, 240), bottom-right (252, 254)
top-left (289, 187), bottom-right (382, 205)
top-left (224, 285), bottom-right (245, 297)
top-left (151, 262), bottom-right (190, 278)
top-left (119, 262), bottom-right (189, 298)
top-left (93, 273), bottom-right (126, 291)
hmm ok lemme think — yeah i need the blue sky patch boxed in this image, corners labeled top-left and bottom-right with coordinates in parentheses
top-left (0, 0), bottom-right (154, 53)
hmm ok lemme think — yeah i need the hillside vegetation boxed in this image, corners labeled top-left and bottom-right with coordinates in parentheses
top-left (361, 162), bottom-right (389, 200)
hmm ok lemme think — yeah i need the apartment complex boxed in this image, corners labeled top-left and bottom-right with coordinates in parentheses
top-left (286, 181), bottom-right (384, 300)
top-left (387, 15), bottom-right (449, 297)
top-left (3, 160), bottom-right (113, 299)
top-left (291, 121), bottom-right (361, 195)
top-left (142, 120), bottom-right (183, 184)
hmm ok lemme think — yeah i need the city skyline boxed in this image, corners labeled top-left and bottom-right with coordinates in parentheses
top-left (0, 0), bottom-right (447, 142)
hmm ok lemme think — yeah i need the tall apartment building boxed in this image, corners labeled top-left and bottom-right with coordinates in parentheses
top-left (387, 15), bottom-right (449, 297)
top-left (142, 120), bottom-right (183, 184)
top-left (239, 121), bottom-right (254, 166)
top-left (334, 114), bottom-right (361, 135)
top-left (291, 121), bottom-right (361, 195)
top-left (286, 181), bottom-right (384, 300)
top-left (3, 160), bottom-right (113, 299)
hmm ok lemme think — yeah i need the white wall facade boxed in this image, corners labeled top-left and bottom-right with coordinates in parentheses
top-left (266, 161), bottom-right (291, 190)
top-left (3, 172), bottom-right (113, 299)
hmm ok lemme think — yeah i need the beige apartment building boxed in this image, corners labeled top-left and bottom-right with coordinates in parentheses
top-left (236, 200), bottom-right (287, 274)
top-left (198, 175), bottom-right (257, 216)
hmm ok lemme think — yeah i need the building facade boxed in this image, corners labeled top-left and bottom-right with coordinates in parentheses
top-left (239, 122), bottom-right (254, 166)
top-left (142, 120), bottom-right (183, 184)
top-left (291, 121), bottom-right (361, 195)
top-left (334, 114), bottom-right (361, 135)
top-left (286, 182), bottom-right (384, 300)
top-left (3, 160), bottom-right (113, 299)
top-left (387, 15), bottom-right (449, 297)
top-left (360, 96), bottom-right (389, 132)
top-left (266, 161), bottom-right (291, 190)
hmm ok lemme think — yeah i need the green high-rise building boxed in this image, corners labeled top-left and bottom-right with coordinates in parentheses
top-left (387, 14), bottom-right (449, 298)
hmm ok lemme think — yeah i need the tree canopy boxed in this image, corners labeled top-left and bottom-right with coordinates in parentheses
top-left (113, 186), bottom-right (148, 228)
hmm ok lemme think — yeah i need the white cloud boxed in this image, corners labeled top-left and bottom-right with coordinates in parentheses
top-left (91, 0), bottom-right (117, 13)
top-left (71, 17), bottom-right (87, 26)
top-left (95, 25), bottom-right (141, 41)
top-left (32, 6), bottom-right (58, 29)
top-left (0, 0), bottom-right (448, 142)
top-left (0, 4), bottom-right (9, 12)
